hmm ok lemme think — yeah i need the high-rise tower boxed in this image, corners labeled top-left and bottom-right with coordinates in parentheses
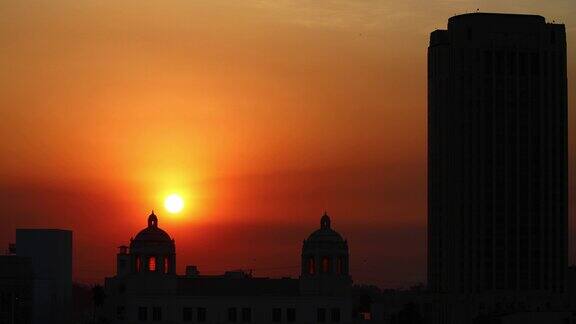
top-left (428, 13), bottom-right (567, 293)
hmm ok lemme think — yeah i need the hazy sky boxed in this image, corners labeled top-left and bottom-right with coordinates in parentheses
top-left (0, 0), bottom-right (574, 287)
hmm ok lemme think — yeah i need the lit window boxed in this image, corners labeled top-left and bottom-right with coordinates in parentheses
top-left (164, 257), bottom-right (169, 274)
top-left (308, 257), bottom-right (315, 275)
top-left (321, 257), bottom-right (330, 273)
top-left (149, 257), bottom-right (156, 271)
top-left (136, 257), bottom-right (141, 272)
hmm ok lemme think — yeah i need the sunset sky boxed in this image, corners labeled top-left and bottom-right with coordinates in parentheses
top-left (1, 0), bottom-right (575, 287)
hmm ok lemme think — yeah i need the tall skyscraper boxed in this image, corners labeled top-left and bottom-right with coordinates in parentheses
top-left (428, 13), bottom-right (567, 294)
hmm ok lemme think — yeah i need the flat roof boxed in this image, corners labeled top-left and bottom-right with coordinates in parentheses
top-left (449, 12), bottom-right (546, 24)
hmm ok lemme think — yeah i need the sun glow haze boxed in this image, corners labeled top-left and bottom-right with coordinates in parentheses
top-left (165, 194), bottom-right (184, 214)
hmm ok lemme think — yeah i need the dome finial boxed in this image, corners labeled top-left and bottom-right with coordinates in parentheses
top-left (148, 211), bottom-right (158, 228)
top-left (321, 211), bottom-right (331, 229)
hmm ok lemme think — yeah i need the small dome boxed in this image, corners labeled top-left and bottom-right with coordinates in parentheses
top-left (131, 212), bottom-right (173, 246)
top-left (306, 212), bottom-right (345, 243)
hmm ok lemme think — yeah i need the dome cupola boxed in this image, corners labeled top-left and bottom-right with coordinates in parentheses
top-left (321, 212), bottom-right (330, 229)
top-left (300, 212), bottom-right (351, 296)
top-left (306, 211), bottom-right (346, 244)
top-left (132, 211), bottom-right (173, 245)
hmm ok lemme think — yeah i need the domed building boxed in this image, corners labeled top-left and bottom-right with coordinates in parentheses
top-left (128, 212), bottom-right (176, 275)
top-left (104, 211), bottom-right (354, 323)
top-left (300, 212), bottom-right (352, 296)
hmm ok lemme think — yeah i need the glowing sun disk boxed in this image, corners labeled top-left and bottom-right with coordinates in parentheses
top-left (164, 194), bottom-right (184, 214)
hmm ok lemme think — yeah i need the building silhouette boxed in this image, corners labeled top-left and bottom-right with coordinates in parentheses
top-left (428, 13), bottom-right (568, 295)
top-left (300, 213), bottom-right (352, 296)
top-left (103, 212), bottom-right (353, 323)
top-left (0, 255), bottom-right (33, 324)
top-left (0, 229), bottom-right (73, 324)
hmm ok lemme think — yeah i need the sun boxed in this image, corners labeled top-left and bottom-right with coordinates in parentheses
top-left (164, 194), bottom-right (184, 214)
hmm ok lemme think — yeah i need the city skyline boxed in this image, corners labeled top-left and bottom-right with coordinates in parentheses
top-left (0, 1), bottom-right (575, 288)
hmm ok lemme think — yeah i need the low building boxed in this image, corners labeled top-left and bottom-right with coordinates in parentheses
top-left (370, 289), bottom-right (573, 324)
top-left (1, 229), bottom-right (72, 324)
top-left (15, 229), bottom-right (73, 324)
top-left (0, 255), bottom-right (34, 324)
top-left (103, 212), bottom-right (354, 323)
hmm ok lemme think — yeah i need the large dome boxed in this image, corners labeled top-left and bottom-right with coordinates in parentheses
top-left (133, 226), bottom-right (172, 243)
top-left (130, 212), bottom-right (175, 252)
top-left (307, 228), bottom-right (345, 243)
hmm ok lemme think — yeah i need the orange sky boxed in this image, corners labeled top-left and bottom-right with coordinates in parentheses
top-left (0, 0), bottom-right (575, 287)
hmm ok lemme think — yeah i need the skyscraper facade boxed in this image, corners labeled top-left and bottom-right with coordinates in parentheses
top-left (428, 13), bottom-right (567, 294)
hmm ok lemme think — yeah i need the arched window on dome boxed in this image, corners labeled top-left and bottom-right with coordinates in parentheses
top-left (336, 257), bottom-right (343, 275)
top-left (164, 257), bottom-right (169, 274)
top-left (149, 256), bottom-right (157, 272)
top-left (136, 257), bottom-right (141, 272)
top-left (321, 257), bottom-right (330, 274)
top-left (308, 257), bottom-right (315, 275)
